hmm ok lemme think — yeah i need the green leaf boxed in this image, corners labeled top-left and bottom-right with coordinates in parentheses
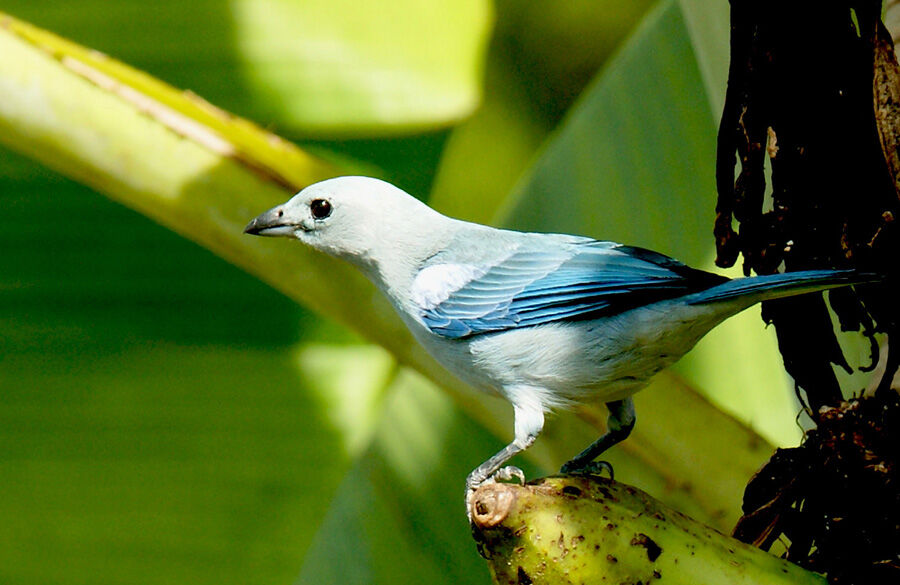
top-left (0, 6), bottom-right (796, 584)
top-left (0, 11), bottom-right (395, 352)
top-left (0, 341), bottom-right (350, 585)
top-left (296, 344), bottom-right (397, 457)
top-left (428, 58), bottom-right (546, 223)
top-left (296, 370), bottom-right (496, 585)
top-left (429, 0), bottom-right (658, 223)
top-left (1, 0), bottom-right (492, 137)
top-left (228, 0), bottom-right (493, 135)
top-left (677, 0), bottom-right (730, 118)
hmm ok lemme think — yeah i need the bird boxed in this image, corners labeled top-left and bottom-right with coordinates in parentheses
top-left (244, 176), bottom-right (866, 494)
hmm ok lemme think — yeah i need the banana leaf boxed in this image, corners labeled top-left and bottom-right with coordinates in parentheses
top-left (0, 3), bottom-right (802, 583)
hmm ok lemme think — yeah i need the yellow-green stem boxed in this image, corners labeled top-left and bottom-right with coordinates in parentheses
top-left (472, 476), bottom-right (826, 585)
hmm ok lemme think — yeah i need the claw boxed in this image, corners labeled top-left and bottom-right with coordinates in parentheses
top-left (492, 465), bottom-right (526, 485)
top-left (560, 459), bottom-right (615, 480)
top-left (467, 466), bottom-right (527, 492)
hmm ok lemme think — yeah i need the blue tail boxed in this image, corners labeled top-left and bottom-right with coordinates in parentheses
top-left (688, 269), bottom-right (870, 305)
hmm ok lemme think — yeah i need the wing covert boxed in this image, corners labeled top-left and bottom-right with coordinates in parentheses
top-left (418, 239), bottom-right (727, 339)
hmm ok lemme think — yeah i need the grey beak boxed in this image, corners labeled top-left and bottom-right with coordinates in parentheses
top-left (244, 207), bottom-right (293, 237)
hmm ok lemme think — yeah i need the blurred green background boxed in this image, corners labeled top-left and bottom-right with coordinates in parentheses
top-left (0, 1), bottom-right (859, 584)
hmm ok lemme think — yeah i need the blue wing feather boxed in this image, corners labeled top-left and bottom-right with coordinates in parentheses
top-left (421, 240), bottom-right (728, 338)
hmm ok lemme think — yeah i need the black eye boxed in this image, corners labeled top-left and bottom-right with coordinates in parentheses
top-left (310, 199), bottom-right (332, 220)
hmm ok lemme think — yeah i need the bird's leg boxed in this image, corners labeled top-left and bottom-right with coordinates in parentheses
top-left (559, 397), bottom-right (635, 477)
top-left (465, 432), bottom-right (537, 521)
top-left (465, 439), bottom-right (532, 522)
top-left (466, 398), bottom-right (544, 492)
top-left (465, 442), bottom-right (529, 491)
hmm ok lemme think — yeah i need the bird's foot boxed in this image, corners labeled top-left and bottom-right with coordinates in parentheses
top-left (466, 465), bottom-right (526, 493)
top-left (489, 465), bottom-right (527, 485)
top-left (559, 459), bottom-right (614, 480)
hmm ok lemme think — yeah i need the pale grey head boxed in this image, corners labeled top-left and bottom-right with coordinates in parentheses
top-left (243, 176), bottom-right (439, 264)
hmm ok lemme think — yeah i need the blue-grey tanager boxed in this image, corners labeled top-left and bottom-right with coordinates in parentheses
top-left (244, 176), bottom-right (863, 493)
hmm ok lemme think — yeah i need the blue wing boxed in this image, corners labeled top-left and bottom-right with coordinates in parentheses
top-left (420, 240), bottom-right (728, 339)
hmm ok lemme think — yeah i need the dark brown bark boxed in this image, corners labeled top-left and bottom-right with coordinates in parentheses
top-left (717, 2), bottom-right (900, 582)
top-left (716, 0), bottom-right (900, 412)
